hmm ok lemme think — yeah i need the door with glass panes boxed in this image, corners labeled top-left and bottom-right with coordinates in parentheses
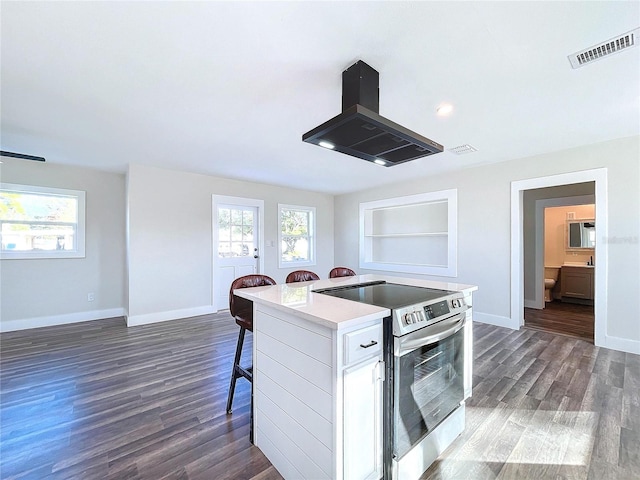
top-left (214, 203), bottom-right (259, 309)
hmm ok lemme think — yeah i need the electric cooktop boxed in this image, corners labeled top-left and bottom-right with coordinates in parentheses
top-left (313, 281), bottom-right (455, 309)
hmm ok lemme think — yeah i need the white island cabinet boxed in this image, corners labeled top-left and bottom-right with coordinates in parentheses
top-left (235, 274), bottom-right (476, 480)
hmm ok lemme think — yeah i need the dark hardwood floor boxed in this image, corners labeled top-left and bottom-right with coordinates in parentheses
top-left (524, 300), bottom-right (594, 342)
top-left (0, 313), bottom-right (281, 480)
top-left (2, 314), bottom-right (638, 480)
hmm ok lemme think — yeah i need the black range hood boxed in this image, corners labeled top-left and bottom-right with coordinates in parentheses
top-left (302, 61), bottom-right (443, 167)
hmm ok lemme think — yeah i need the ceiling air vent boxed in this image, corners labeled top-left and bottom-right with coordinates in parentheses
top-left (449, 144), bottom-right (477, 155)
top-left (568, 28), bottom-right (639, 69)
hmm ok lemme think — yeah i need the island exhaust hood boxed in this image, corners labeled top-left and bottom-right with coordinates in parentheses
top-left (302, 61), bottom-right (443, 167)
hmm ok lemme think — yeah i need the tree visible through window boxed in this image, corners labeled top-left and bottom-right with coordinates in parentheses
top-left (217, 206), bottom-right (254, 258)
top-left (279, 204), bottom-right (315, 267)
top-left (0, 183), bottom-right (86, 259)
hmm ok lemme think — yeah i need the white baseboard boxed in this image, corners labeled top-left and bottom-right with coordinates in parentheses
top-left (602, 334), bottom-right (640, 355)
top-left (126, 305), bottom-right (216, 327)
top-left (473, 311), bottom-right (516, 329)
top-left (524, 299), bottom-right (542, 309)
top-left (0, 308), bottom-right (127, 333)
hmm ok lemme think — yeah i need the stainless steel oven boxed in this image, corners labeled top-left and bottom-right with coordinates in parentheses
top-left (393, 311), bottom-right (470, 465)
top-left (314, 280), bottom-right (472, 479)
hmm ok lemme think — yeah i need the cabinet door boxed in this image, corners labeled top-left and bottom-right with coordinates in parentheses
top-left (343, 358), bottom-right (383, 480)
top-left (562, 270), bottom-right (593, 299)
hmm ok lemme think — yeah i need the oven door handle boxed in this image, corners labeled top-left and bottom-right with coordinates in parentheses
top-left (395, 313), bottom-right (466, 357)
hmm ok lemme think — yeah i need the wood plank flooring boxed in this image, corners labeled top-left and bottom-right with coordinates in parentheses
top-left (2, 314), bottom-right (639, 480)
top-left (0, 313), bottom-right (281, 480)
top-left (421, 322), bottom-right (640, 480)
top-left (524, 301), bottom-right (594, 342)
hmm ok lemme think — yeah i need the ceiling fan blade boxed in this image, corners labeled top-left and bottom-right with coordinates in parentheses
top-left (0, 150), bottom-right (46, 162)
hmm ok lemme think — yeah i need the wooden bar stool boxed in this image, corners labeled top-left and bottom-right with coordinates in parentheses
top-left (328, 267), bottom-right (356, 278)
top-left (285, 270), bottom-right (320, 283)
top-left (226, 274), bottom-right (276, 421)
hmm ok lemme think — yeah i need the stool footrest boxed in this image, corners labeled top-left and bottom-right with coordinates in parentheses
top-left (233, 365), bottom-right (252, 382)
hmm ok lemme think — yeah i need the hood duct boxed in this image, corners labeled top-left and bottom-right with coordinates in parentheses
top-left (302, 61), bottom-right (443, 167)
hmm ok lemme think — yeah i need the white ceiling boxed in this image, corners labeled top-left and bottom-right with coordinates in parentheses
top-left (1, 1), bottom-right (639, 195)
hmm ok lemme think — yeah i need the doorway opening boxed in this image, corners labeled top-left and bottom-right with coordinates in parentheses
top-left (523, 194), bottom-right (595, 341)
top-left (510, 169), bottom-right (607, 347)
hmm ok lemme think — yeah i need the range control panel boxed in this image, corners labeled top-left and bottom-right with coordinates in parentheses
top-left (395, 294), bottom-right (468, 336)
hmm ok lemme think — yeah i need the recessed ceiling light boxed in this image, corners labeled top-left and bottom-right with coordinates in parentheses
top-left (318, 140), bottom-right (335, 149)
top-left (373, 159), bottom-right (387, 166)
top-left (436, 104), bottom-right (454, 116)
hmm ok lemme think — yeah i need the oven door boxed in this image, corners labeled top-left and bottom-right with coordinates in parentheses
top-left (393, 313), bottom-right (466, 460)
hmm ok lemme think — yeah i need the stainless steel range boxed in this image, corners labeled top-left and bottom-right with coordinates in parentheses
top-left (315, 280), bottom-right (472, 479)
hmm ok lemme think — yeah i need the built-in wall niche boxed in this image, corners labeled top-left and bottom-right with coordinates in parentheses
top-left (359, 189), bottom-right (457, 276)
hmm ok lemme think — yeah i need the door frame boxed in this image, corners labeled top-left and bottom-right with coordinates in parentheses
top-left (212, 194), bottom-right (265, 311)
top-left (510, 168), bottom-right (607, 347)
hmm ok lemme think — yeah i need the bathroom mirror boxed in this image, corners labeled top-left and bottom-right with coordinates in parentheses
top-left (567, 219), bottom-right (595, 249)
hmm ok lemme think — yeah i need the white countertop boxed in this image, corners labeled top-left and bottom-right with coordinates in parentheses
top-left (234, 274), bottom-right (478, 330)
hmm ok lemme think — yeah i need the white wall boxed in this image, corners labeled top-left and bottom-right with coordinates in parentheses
top-left (127, 163), bottom-right (334, 325)
top-left (0, 159), bottom-right (126, 331)
top-left (335, 136), bottom-right (640, 353)
top-left (3, 137), bottom-right (637, 352)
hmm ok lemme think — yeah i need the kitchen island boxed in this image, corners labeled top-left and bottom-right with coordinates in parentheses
top-left (235, 274), bottom-right (477, 480)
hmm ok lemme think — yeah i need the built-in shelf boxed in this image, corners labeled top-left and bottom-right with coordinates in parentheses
top-left (359, 190), bottom-right (457, 276)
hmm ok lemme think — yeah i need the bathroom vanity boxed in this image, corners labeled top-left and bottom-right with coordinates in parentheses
top-left (560, 265), bottom-right (594, 304)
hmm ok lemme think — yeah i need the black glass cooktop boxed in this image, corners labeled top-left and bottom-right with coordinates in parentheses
top-left (313, 281), bottom-right (455, 309)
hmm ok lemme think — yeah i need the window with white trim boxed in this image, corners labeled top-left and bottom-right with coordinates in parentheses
top-left (278, 204), bottom-right (315, 268)
top-left (0, 183), bottom-right (86, 259)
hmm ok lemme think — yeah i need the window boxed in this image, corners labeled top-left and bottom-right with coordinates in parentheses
top-left (0, 183), bottom-right (86, 259)
top-left (217, 205), bottom-right (255, 258)
top-left (279, 204), bottom-right (315, 267)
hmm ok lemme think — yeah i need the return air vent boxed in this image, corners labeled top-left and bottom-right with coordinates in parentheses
top-left (568, 28), bottom-right (639, 69)
top-left (449, 144), bottom-right (478, 155)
